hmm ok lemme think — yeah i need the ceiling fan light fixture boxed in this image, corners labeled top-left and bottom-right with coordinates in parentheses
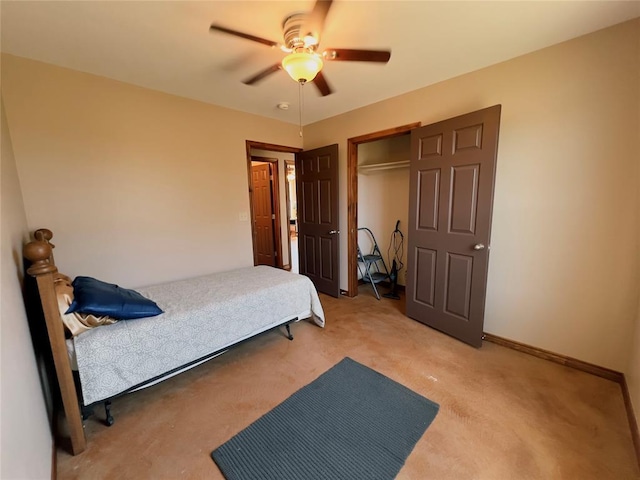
top-left (282, 51), bottom-right (323, 83)
top-left (303, 34), bottom-right (319, 47)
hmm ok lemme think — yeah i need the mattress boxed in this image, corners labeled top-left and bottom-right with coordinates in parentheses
top-left (73, 266), bottom-right (325, 405)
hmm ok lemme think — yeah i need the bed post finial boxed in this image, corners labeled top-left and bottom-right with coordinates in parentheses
top-left (34, 228), bottom-right (53, 243)
top-left (33, 228), bottom-right (55, 265)
top-left (24, 241), bottom-right (58, 276)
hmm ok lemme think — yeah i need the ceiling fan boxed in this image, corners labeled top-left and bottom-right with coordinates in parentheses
top-left (210, 0), bottom-right (391, 96)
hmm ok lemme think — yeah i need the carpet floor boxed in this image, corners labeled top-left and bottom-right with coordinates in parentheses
top-left (56, 288), bottom-right (640, 479)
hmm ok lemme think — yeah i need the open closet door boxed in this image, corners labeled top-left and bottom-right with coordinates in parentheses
top-left (296, 144), bottom-right (340, 297)
top-left (406, 106), bottom-right (501, 347)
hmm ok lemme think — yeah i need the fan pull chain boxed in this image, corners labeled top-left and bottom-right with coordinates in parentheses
top-left (298, 81), bottom-right (304, 137)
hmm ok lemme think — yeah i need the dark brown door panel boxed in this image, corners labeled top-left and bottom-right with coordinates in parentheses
top-left (296, 144), bottom-right (340, 297)
top-left (252, 163), bottom-right (276, 266)
top-left (407, 105), bottom-right (501, 347)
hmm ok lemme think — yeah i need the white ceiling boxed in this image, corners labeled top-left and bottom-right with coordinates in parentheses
top-left (1, 1), bottom-right (638, 125)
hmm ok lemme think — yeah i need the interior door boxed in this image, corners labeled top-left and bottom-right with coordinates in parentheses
top-left (252, 163), bottom-right (276, 266)
top-left (406, 105), bottom-right (501, 347)
top-left (296, 144), bottom-right (340, 297)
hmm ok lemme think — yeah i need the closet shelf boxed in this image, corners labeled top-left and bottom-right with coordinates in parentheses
top-left (358, 160), bottom-right (410, 174)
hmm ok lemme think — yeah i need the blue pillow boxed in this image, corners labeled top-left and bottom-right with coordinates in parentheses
top-left (66, 276), bottom-right (163, 320)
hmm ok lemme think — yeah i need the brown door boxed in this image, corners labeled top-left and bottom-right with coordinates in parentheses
top-left (252, 163), bottom-right (276, 266)
top-left (296, 144), bottom-right (340, 297)
top-left (406, 105), bottom-right (501, 347)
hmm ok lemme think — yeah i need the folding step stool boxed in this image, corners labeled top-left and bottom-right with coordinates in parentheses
top-left (357, 227), bottom-right (391, 300)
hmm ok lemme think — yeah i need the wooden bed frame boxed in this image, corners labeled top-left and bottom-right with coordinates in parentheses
top-left (23, 229), bottom-right (299, 455)
top-left (24, 229), bottom-right (86, 454)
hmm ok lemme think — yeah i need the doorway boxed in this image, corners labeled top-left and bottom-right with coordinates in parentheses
top-left (285, 160), bottom-right (298, 273)
top-left (347, 123), bottom-right (421, 297)
top-left (246, 141), bottom-right (302, 270)
top-left (246, 140), bottom-right (341, 297)
top-left (250, 158), bottom-right (280, 267)
top-left (296, 144), bottom-right (341, 297)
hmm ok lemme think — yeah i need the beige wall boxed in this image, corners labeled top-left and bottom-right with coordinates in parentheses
top-left (1, 100), bottom-right (52, 478)
top-left (358, 168), bottom-right (409, 286)
top-left (1, 54), bottom-right (302, 289)
top-left (358, 176), bottom-right (409, 284)
top-left (305, 19), bottom-right (640, 371)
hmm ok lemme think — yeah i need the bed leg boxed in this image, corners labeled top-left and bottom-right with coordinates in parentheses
top-left (285, 323), bottom-right (294, 341)
top-left (104, 401), bottom-right (114, 426)
top-left (81, 405), bottom-right (94, 421)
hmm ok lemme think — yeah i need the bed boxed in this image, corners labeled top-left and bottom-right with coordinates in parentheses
top-left (23, 229), bottom-right (325, 455)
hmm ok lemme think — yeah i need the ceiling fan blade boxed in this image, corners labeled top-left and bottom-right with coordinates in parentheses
top-left (323, 49), bottom-right (391, 63)
top-left (301, 0), bottom-right (333, 45)
top-left (210, 24), bottom-right (279, 48)
top-left (312, 71), bottom-right (333, 96)
top-left (243, 63), bottom-right (282, 85)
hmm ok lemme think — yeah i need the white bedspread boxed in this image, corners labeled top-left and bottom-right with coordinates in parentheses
top-left (73, 266), bottom-right (325, 405)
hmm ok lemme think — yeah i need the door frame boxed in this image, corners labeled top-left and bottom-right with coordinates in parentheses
top-left (284, 160), bottom-right (296, 270)
top-left (246, 141), bottom-right (302, 268)
top-left (346, 122), bottom-right (421, 297)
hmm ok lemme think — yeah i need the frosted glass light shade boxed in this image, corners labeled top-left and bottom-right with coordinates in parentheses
top-left (282, 52), bottom-right (323, 83)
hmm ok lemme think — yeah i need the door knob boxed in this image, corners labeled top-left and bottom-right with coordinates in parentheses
top-left (328, 230), bottom-right (340, 235)
top-left (473, 243), bottom-right (485, 250)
